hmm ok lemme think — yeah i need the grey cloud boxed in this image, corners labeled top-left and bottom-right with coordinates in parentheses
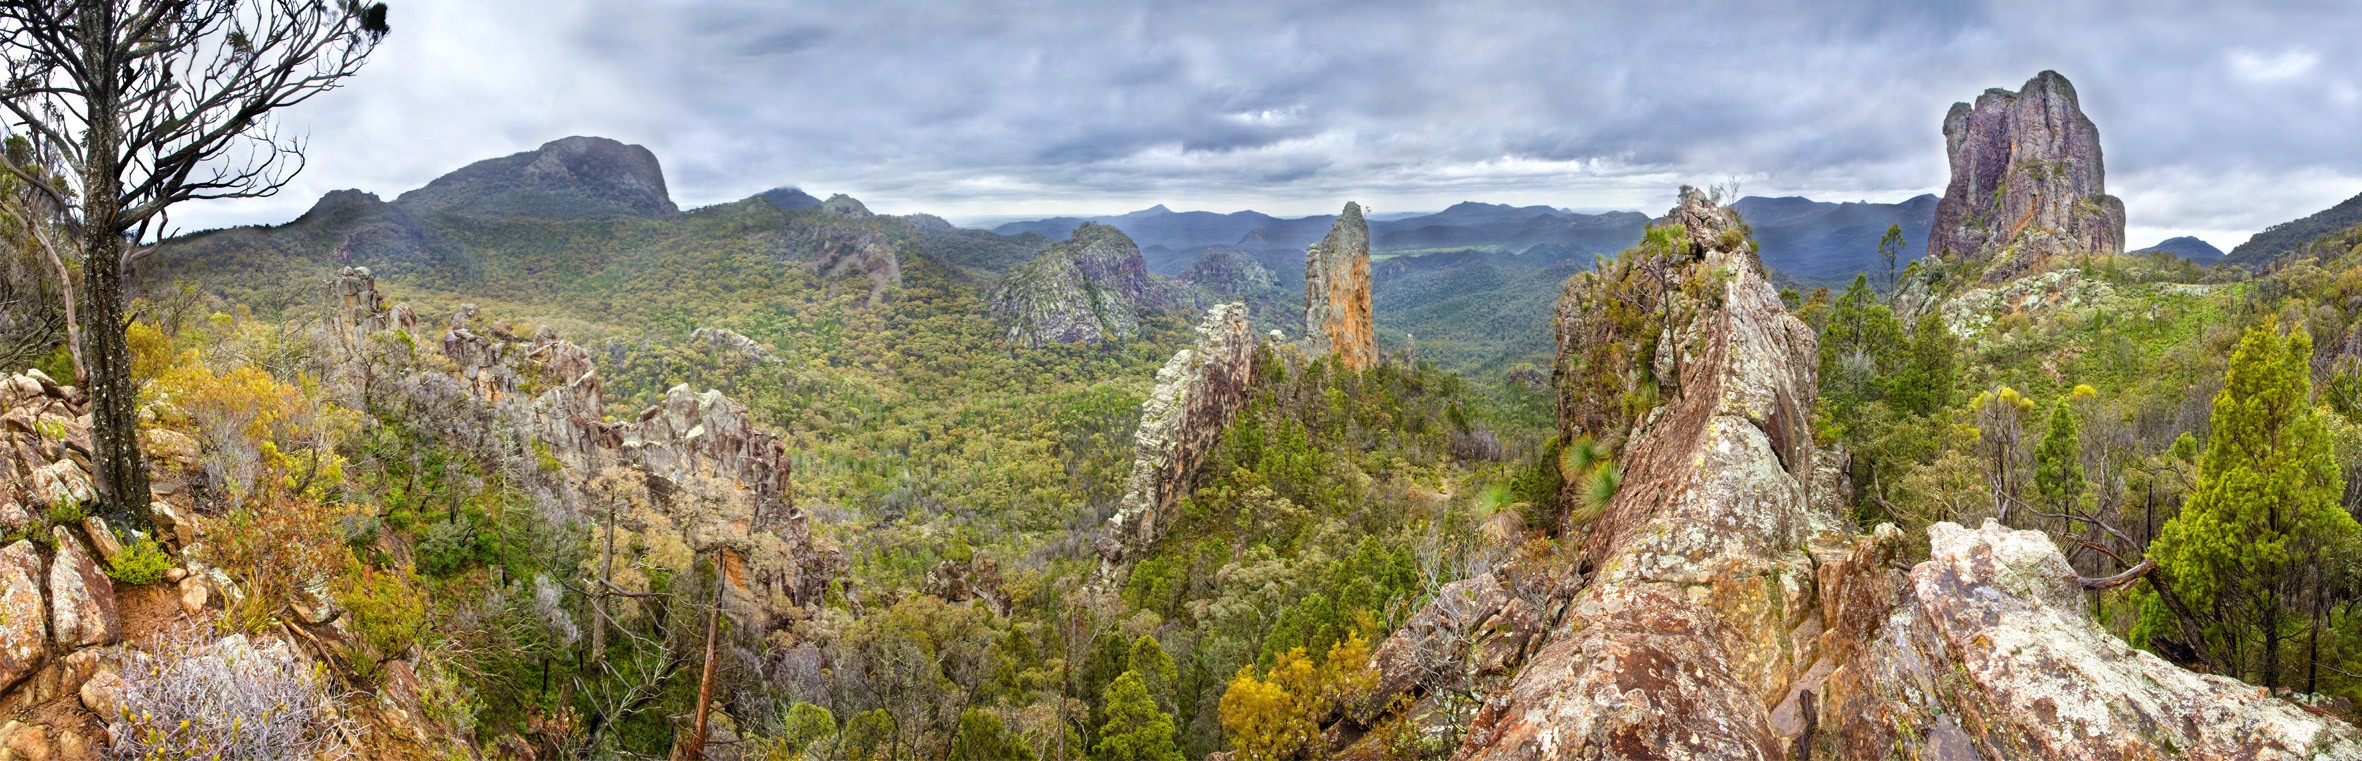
top-left (170, 0), bottom-right (2362, 247)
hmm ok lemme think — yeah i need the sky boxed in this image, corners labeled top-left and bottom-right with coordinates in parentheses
top-left (168, 0), bottom-right (2362, 251)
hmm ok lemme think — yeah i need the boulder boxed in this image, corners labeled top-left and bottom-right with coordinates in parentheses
top-left (0, 542), bottom-right (46, 691)
top-left (48, 527), bottom-right (118, 649)
top-left (1303, 202), bottom-right (1376, 371)
top-left (28, 462), bottom-right (93, 511)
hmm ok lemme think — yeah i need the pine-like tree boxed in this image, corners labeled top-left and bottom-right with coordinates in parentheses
top-left (2149, 322), bottom-right (2359, 687)
top-left (1096, 671), bottom-right (1185, 761)
top-left (2033, 399), bottom-right (2084, 512)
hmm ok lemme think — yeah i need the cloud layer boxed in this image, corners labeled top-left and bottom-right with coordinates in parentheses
top-left (172, 0), bottom-right (2362, 250)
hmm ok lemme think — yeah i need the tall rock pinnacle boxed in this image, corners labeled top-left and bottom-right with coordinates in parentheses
top-left (1928, 70), bottom-right (2125, 282)
top-left (1303, 202), bottom-right (1376, 370)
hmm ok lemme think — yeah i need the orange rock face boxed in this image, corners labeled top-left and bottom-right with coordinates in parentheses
top-left (1304, 202), bottom-right (1377, 371)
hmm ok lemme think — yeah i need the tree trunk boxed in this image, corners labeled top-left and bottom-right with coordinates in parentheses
top-left (678, 551), bottom-right (728, 761)
top-left (76, 3), bottom-right (150, 537)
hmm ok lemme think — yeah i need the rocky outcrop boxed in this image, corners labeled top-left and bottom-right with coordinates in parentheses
top-left (1929, 71), bottom-right (2125, 283)
top-left (1365, 188), bottom-right (2362, 759)
top-left (786, 195), bottom-right (905, 305)
top-left (1090, 304), bottom-right (1257, 590)
top-left (422, 311), bottom-right (829, 617)
top-left (1457, 189), bottom-right (1832, 759)
top-left (992, 223), bottom-right (1180, 347)
top-left (1303, 203), bottom-right (1377, 370)
top-left (1818, 521), bottom-right (2362, 759)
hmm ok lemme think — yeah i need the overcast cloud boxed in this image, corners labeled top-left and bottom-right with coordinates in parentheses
top-left (169, 0), bottom-right (2362, 251)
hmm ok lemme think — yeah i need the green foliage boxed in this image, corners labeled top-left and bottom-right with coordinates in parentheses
top-left (950, 709), bottom-right (1031, 761)
top-left (2149, 321), bottom-right (2359, 688)
top-left (415, 518), bottom-right (477, 576)
top-left (2033, 399), bottom-right (2084, 510)
top-left (104, 539), bottom-right (172, 585)
top-left (333, 566), bottom-right (428, 682)
top-left (1887, 311), bottom-right (1959, 416)
top-left (1096, 671), bottom-right (1184, 761)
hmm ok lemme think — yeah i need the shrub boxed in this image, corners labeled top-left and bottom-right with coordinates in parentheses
top-left (416, 519), bottom-right (476, 576)
top-left (105, 628), bottom-right (357, 760)
top-left (333, 565), bottom-right (427, 682)
top-left (106, 539), bottom-right (173, 586)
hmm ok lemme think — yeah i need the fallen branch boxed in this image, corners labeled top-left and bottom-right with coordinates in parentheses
top-left (2079, 558), bottom-right (2154, 590)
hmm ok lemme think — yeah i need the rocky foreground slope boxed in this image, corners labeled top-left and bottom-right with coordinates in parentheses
top-left (1346, 189), bottom-right (2360, 760)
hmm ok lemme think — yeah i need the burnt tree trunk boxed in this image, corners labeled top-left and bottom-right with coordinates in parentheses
top-left (74, 1), bottom-right (150, 536)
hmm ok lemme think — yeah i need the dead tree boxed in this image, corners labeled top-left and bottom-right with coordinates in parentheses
top-left (0, 0), bottom-right (391, 535)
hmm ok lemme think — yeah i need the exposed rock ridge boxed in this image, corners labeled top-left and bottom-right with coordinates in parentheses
top-left (1456, 187), bottom-right (1831, 760)
top-left (991, 222), bottom-right (1180, 347)
top-left (1303, 202), bottom-right (1377, 370)
top-left (1090, 303), bottom-right (1257, 591)
top-left (1422, 188), bottom-right (2362, 759)
top-left (364, 283), bottom-right (835, 617)
top-left (1929, 70), bottom-right (2125, 283)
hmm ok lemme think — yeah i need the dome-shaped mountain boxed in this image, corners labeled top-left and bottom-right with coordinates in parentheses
top-left (991, 223), bottom-right (1182, 347)
top-left (394, 136), bottom-right (680, 220)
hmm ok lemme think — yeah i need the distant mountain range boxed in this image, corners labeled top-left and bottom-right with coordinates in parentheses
top-left (150, 134), bottom-right (2002, 375)
top-left (995, 194), bottom-right (1941, 288)
top-left (2134, 236), bottom-right (2225, 264)
top-left (2226, 190), bottom-right (2362, 269)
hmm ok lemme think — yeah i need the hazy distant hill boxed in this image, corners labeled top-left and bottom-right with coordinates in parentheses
top-left (2134, 236), bottom-right (2226, 264)
top-left (994, 202), bottom-right (1649, 258)
top-left (2226, 190), bottom-right (2362, 269)
top-left (1001, 195), bottom-right (1936, 288)
top-left (1728, 194), bottom-right (1937, 285)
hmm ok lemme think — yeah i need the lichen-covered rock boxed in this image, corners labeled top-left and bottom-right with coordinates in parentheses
top-left (1819, 521), bottom-right (2362, 760)
top-left (1929, 71), bottom-right (2125, 283)
top-left (1940, 266), bottom-right (2115, 341)
top-left (1303, 202), bottom-right (1377, 371)
top-left (0, 542), bottom-right (45, 691)
top-left (1091, 304), bottom-right (1257, 588)
top-left (48, 527), bottom-right (117, 649)
top-left (992, 223), bottom-right (1180, 347)
top-left (1455, 188), bottom-right (1830, 759)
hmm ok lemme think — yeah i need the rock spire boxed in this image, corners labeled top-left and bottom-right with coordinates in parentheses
top-left (1929, 70), bottom-right (2125, 282)
top-left (1303, 202), bottom-right (1376, 370)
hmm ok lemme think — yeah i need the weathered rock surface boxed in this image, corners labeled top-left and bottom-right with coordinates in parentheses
top-left (1819, 521), bottom-right (2362, 760)
top-left (1377, 187), bottom-right (2362, 759)
top-left (1457, 189), bottom-right (1831, 760)
top-left (47, 527), bottom-right (116, 650)
top-left (992, 222), bottom-right (1181, 347)
top-left (0, 542), bottom-right (45, 691)
top-left (1091, 303), bottom-right (1258, 589)
top-left (1929, 70), bottom-right (2125, 283)
top-left (1303, 202), bottom-right (1377, 371)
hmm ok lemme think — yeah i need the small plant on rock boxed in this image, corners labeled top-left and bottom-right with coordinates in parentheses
top-left (106, 539), bottom-right (173, 585)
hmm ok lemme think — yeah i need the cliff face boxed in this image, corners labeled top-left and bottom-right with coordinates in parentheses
top-left (991, 222), bottom-right (1180, 347)
top-left (1928, 71), bottom-right (2125, 283)
top-left (1304, 203), bottom-right (1377, 370)
top-left (1090, 303), bottom-right (1258, 590)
